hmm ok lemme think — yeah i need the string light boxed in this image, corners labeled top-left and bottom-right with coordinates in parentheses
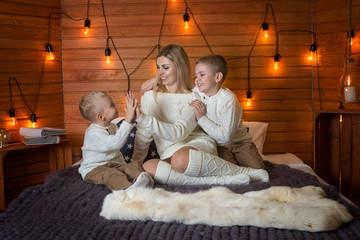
top-left (105, 48), bottom-right (111, 64)
top-left (347, 30), bottom-right (354, 45)
top-left (246, 90), bottom-right (252, 106)
top-left (262, 22), bottom-right (269, 37)
top-left (84, 18), bottom-right (91, 34)
top-left (31, 114), bottom-right (37, 128)
top-left (46, 43), bottom-right (54, 60)
top-left (308, 43), bottom-right (317, 60)
top-left (9, 109), bottom-right (16, 125)
top-left (183, 8), bottom-right (190, 29)
top-left (274, 54), bottom-right (280, 69)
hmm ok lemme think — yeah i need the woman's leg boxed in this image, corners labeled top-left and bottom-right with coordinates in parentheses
top-left (149, 160), bottom-right (250, 185)
top-left (171, 147), bottom-right (269, 182)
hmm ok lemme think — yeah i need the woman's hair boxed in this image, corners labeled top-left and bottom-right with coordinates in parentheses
top-left (79, 91), bottom-right (109, 122)
top-left (196, 54), bottom-right (228, 84)
top-left (155, 44), bottom-right (192, 93)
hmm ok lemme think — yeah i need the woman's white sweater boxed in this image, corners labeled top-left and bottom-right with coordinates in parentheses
top-left (132, 90), bottom-right (217, 164)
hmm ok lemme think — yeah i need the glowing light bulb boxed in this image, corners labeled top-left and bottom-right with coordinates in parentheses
top-left (262, 22), bottom-right (269, 38)
top-left (339, 114), bottom-right (343, 124)
top-left (309, 43), bottom-right (317, 61)
top-left (308, 52), bottom-right (313, 60)
top-left (105, 48), bottom-right (111, 64)
top-left (31, 114), bottom-right (36, 128)
top-left (84, 19), bottom-right (90, 35)
top-left (274, 54), bottom-right (280, 70)
top-left (47, 44), bottom-right (54, 60)
top-left (264, 30), bottom-right (269, 38)
top-left (49, 51), bottom-right (55, 60)
top-left (11, 117), bottom-right (16, 125)
top-left (185, 21), bottom-right (189, 29)
top-left (274, 61), bottom-right (279, 69)
top-left (183, 12), bottom-right (190, 29)
top-left (247, 99), bottom-right (251, 106)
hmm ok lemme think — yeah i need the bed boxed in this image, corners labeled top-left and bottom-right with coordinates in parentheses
top-left (0, 120), bottom-right (359, 240)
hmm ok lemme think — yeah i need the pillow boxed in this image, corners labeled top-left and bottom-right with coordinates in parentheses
top-left (116, 119), bottom-right (159, 163)
top-left (242, 121), bottom-right (269, 154)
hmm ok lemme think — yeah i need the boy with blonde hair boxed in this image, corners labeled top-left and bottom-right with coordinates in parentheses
top-left (79, 91), bottom-right (153, 190)
top-left (190, 55), bottom-right (264, 169)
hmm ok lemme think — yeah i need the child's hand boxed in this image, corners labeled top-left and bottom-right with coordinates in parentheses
top-left (141, 77), bottom-right (158, 95)
top-left (190, 99), bottom-right (206, 121)
top-left (124, 91), bottom-right (138, 123)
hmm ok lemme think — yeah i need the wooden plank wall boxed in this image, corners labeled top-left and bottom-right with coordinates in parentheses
top-left (0, 0), bottom-right (64, 142)
top-left (313, 0), bottom-right (360, 110)
top-left (62, 0), bottom-right (318, 165)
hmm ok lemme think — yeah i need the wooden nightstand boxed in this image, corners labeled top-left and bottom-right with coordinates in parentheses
top-left (0, 139), bottom-right (72, 211)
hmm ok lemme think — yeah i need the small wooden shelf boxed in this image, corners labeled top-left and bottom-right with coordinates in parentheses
top-left (0, 139), bottom-right (72, 211)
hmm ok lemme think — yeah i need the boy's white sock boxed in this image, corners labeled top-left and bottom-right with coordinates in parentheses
top-left (154, 161), bottom-right (250, 185)
top-left (126, 172), bottom-right (154, 190)
top-left (186, 149), bottom-right (269, 182)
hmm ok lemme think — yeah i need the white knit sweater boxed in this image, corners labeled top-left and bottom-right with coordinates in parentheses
top-left (193, 86), bottom-right (251, 146)
top-left (78, 121), bottom-right (133, 179)
top-left (132, 90), bottom-right (217, 163)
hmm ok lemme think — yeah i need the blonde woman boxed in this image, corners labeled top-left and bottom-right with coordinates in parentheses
top-left (132, 44), bottom-right (269, 185)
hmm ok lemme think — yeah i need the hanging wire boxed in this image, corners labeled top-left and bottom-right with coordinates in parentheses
top-left (100, 0), bottom-right (167, 92)
top-left (8, 77), bottom-right (35, 115)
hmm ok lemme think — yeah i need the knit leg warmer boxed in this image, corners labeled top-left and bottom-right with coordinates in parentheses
top-left (154, 161), bottom-right (250, 185)
top-left (185, 149), bottom-right (269, 182)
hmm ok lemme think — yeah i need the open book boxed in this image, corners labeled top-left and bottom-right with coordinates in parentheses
top-left (20, 127), bottom-right (66, 137)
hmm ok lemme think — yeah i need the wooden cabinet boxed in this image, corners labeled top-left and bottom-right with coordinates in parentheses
top-left (314, 110), bottom-right (360, 206)
top-left (0, 139), bottom-right (72, 211)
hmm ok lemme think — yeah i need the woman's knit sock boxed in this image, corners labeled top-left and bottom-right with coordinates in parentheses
top-left (185, 149), bottom-right (269, 182)
top-left (154, 161), bottom-right (250, 185)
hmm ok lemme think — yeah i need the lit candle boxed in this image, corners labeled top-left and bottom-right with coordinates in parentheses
top-left (344, 86), bottom-right (356, 102)
top-left (344, 75), bottom-right (356, 103)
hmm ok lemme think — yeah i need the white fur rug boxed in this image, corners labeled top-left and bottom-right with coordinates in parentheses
top-left (100, 186), bottom-right (353, 232)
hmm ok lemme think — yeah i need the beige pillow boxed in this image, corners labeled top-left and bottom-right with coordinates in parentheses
top-left (242, 121), bottom-right (269, 154)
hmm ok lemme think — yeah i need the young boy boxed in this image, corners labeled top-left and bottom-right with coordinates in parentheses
top-left (78, 91), bottom-right (154, 191)
top-left (190, 55), bottom-right (264, 169)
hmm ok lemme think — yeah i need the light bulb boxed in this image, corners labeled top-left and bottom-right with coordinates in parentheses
top-left (274, 54), bottom-right (280, 70)
top-left (247, 99), bottom-right (251, 106)
top-left (49, 51), bottom-right (55, 60)
top-left (31, 113), bottom-right (37, 128)
top-left (9, 109), bottom-right (16, 125)
top-left (84, 19), bottom-right (90, 35)
top-left (309, 43), bottom-right (317, 61)
top-left (11, 117), bottom-right (16, 125)
top-left (183, 12), bottom-right (190, 29)
top-left (264, 30), bottom-right (269, 38)
top-left (308, 52), bottom-right (313, 60)
top-left (185, 21), bottom-right (189, 29)
top-left (262, 23), bottom-right (269, 38)
top-left (105, 48), bottom-right (111, 64)
top-left (47, 44), bottom-right (54, 60)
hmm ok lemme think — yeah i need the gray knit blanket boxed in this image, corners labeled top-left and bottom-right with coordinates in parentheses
top-left (0, 162), bottom-right (359, 240)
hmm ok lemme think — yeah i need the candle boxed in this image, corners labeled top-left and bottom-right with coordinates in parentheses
top-left (344, 86), bottom-right (356, 102)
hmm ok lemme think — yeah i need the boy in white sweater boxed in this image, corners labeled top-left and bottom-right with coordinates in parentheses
top-left (190, 55), bottom-right (264, 169)
top-left (78, 91), bottom-right (153, 190)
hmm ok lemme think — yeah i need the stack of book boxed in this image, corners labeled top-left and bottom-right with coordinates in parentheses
top-left (20, 127), bottom-right (66, 146)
